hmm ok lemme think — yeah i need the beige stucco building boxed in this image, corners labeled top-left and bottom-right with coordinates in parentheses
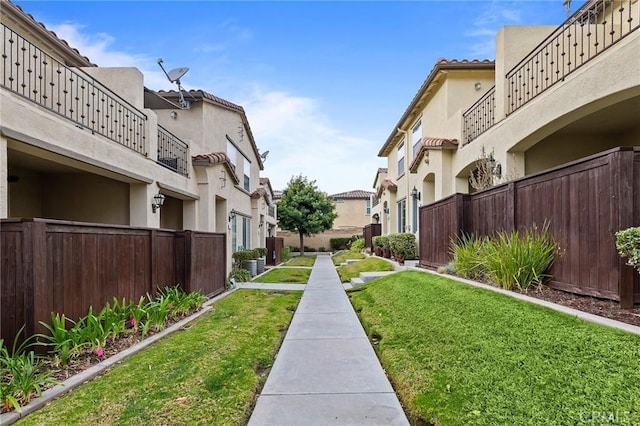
top-left (0, 1), bottom-right (277, 273)
top-left (374, 0), bottom-right (640, 237)
top-left (329, 190), bottom-right (375, 229)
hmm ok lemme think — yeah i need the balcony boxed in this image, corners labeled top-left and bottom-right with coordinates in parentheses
top-left (462, 86), bottom-right (495, 146)
top-left (268, 205), bottom-right (275, 218)
top-left (507, 0), bottom-right (639, 114)
top-left (157, 125), bottom-right (189, 177)
top-left (1, 23), bottom-right (147, 155)
top-left (461, 0), bottom-right (638, 145)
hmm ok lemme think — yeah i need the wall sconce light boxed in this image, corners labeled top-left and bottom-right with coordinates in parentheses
top-left (474, 82), bottom-right (482, 91)
top-left (383, 207), bottom-right (390, 215)
top-left (151, 193), bottom-right (165, 213)
top-left (372, 213), bottom-right (380, 224)
top-left (487, 152), bottom-right (503, 180)
top-left (411, 186), bottom-right (421, 201)
top-left (228, 210), bottom-right (236, 222)
top-left (259, 220), bottom-right (264, 228)
top-left (170, 110), bottom-right (177, 119)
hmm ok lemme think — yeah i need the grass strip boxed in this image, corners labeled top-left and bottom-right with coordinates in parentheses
top-left (17, 290), bottom-right (301, 426)
top-left (348, 271), bottom-right (640, 426)
top-left (285, 256), bottom-right (317, 267)
top-left (253, 268), bottom-right (311, 283)
top-left (336, 257), bottom-right (394, 282)
top-left (331, 251), bottom-right (366, 266)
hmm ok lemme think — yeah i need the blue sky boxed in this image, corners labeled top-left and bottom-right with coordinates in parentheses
top-left (15, 1), bottom-right (570, 194)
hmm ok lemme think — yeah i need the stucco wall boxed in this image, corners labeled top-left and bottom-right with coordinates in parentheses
top-left (43, 173), bottom-right (129, 224)
top-left (333, 198), bottom-right (371, 228)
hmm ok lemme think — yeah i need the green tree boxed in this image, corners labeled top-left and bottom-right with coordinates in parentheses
top-left (277, 175), bottom-right (337, 255)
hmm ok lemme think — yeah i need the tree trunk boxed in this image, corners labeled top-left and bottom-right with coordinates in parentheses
top-left (299, 232), bottom-right (305, 255)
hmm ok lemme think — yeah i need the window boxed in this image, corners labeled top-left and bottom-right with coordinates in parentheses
top-left (242, 217), bottom-right (251, 250)
top-left (334, 198), bottom-right (344, 203)
top-left (397, 199), bottom-right (406, 232)
top-left (412, 120), bottom-right (422, 157)
top-left (243, 157), bottom-right (251, 191)
top-left (365, 199), bottom-right (371, 215)
top-left (231, 215), bottom-right (238, 252)
top-left (412, 197), bottom-right (419, 233)
top-left (397, 141), bottom-right (405, 176)
top-left (227, 140), bottom-right (237, 169)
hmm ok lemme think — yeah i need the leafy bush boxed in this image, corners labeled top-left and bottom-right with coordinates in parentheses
top-left (388, 233), bottom-right (417, 260)
top-left (350, 238), bottom-right (365, 252)
top-left (227, 269), bottom-right (251, 289)
top-left (616, 227), bottom-right (640, 273)
top-left (372, 236), bottom-right (382, 247)
top-left (281, 246), bottom-right (292, 262)
top-left (255, 247), bottom-right (268, 258)
top-left (330, 238), bottom-right (351, 251)
top-left (378, 235), bottom-right (390, 249)
top-left (232, 249), bottom-right (257, 268)
top-left (304, 246), bottom-right (317, 252)
top-left (318, 247), bottom-right (325, 252)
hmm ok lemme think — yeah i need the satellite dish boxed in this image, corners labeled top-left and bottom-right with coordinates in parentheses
top-left (260, 150), bottom-right (270, 161)
top-left (167, 67), bottom-right (189, 83)
top-left (157, 58), bottom-right (191, 109)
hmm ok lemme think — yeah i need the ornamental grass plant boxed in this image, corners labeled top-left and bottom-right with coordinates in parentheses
top-left (451, 224), bottom-right (556, 290)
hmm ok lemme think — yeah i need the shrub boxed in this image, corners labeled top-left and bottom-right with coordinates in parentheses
top-left (378, 235), bottom-right (390, 250)
top-left (388, 233), bottom-right (417, 260)
top-left (232, 250), bottom-right (257, 269)
top-left (281, 246), bottom-right (292, 262)
top-left (304, 246), bottom-right (317, 252)
top-left (372, 236), bottom-right (382, 247)
top-left (318, 247), bottom-right (325, 252)
top-left (227, 269), bottom-right (251, 289)
top-left (615, 227), bottom-right (640, 273)
top-left (350, 238), bottom-right (365, 252)
top-left (255, 247), bottom-right (268, 258)
top-left (330, 238), bottom-right (351, 251)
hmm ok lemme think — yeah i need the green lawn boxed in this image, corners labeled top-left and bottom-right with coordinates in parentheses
top-left (331, 251), bottom-right (366, 266)
top-left (336, 257), bottom-right (394, 282)
top-left (253, 267), bottom-right (311, 283)
top-left (17, 290), bottom-right (301, 426)
top-left (348, 271), bottom-right (640, 426)
top-left (285, 256), bottom-right (317, 267)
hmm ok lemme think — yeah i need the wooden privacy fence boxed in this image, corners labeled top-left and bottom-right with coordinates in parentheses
top-left (266, 237), bottom-right (284, 266)
top-left (419, 147), bottom-right (639, 307)
top-left (1, 219), bottom-right (226, 343)
top-left (364, 223), bottom-right (381, 253)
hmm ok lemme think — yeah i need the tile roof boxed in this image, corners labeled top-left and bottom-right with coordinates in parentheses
top-left (273, 190), bottom-right (283, 200)
top-left (191, 152), bottom-right (240, 184)
top-left (330, 190), bottom-right (375, 200)
top-left (4, 1), bottom-right (95, 66)
top-left (378, 58), bottom-right (494, 157)
top-left (376, 179), bottom-right (398, 198)
top-left (409, 137), bottom-right (459, 173)
top-left (251, 187), bottom-right (268, 200)
top-left (258, 177), bottom-right (274, 198)
top-left (156, 89), bottom-right (263, 171)
top-left (373, 167), bottom-right (389, 188)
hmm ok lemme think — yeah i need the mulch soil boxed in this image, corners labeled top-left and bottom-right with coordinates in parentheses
top-left (517, 285), bottom-right (640, 327)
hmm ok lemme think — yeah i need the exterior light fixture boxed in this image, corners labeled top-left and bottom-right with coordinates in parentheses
top-left (372, 213), bottom-right (380, 223)
top-left (152, 193), bottom-right (165, 213)
top-left (170, 111), bottom-right (177, 119)
top-left (411, 186), bottom-right (421, 201)
top-left (228, 210), bottom-right (236, 222)
top-left (474, 82), bottom-right (482, 91)
top-left (383, 207), bottom-right (390, 215)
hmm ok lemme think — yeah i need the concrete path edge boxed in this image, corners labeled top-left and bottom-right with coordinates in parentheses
top-left (0, 289), bottom-right (237, 425)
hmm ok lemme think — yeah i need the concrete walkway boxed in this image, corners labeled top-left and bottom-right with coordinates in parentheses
top-left (248, 254), bottom-right (409, 426)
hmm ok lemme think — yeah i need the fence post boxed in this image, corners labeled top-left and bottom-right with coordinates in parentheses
top-left (614, 148), bottom-right (635, 308)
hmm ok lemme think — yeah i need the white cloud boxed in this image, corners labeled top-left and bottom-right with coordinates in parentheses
top-left (240, 87), bottom-right (382, 194)
top-left (464, 1), bottom-right (523, 58)
top-left (46, 22), bottom-right (169, 90)
top-left (43, 21), bottom-right (382, 194)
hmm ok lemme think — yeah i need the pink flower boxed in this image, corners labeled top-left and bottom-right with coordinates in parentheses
top-left (130, 318), bottom-right (136, 326)
top-left (168, 304), bottom-right (174, 310)
top-left (96, 348), bottom-right (104, 357)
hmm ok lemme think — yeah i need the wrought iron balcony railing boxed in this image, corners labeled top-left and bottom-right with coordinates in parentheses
top-left (462, 86), bottom-right (496, 146)
top-left (1, 23), bottom-right (147, 155)
top-left (507, 0), bottom-right (639, 114)
top-left (157, 125), bottom-right (189, 177)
